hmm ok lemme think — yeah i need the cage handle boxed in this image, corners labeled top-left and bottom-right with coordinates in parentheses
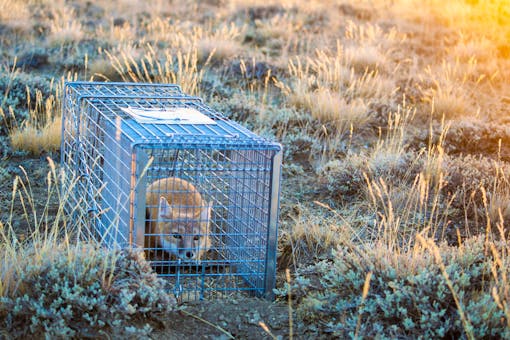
top-left (165, 132), bottom-right (239, 138)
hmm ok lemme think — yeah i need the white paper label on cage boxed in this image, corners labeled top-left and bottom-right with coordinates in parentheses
top-left (121, 107), bottom-right (216, 125)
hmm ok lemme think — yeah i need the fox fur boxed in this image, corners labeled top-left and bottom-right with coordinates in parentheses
top-left (145, 177), bottom-right (212, 261)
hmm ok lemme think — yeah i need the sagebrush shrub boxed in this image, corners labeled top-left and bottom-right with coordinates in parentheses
top-left (412, 119), bottom-right (510, 162)
top-left (442, 154), bottom-right (510, 234)
top-left (279, 236), bottom-right (509, 339)
top-left (0, 245), bottom-right (175, 338)
top-left (446, 119), bottom-right (510, 161)
top-left (0, 72), bottom-right (52, 114)
top-left (319, 150), bottom-right (424, 200)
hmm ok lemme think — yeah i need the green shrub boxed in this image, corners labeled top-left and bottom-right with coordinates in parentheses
top-left (443, 154), bottom-right (508, 197)
top-left (445, 119), bottom-right (510, 162)
top-left (442, 154), bottom-right (510, 234)
top-left (319, 150), bottom-right (424, 200)
top-left (0, 72), bottom-right (52, 112)
top-left (280, 236), bottom-right (508, 339)
top-left (0, 246), bottom-right (175, 338)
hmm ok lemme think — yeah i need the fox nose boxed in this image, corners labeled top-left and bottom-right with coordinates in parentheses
top-left (185, 251), bottom-right (195, 259)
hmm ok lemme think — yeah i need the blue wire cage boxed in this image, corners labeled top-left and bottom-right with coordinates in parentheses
top-left (61, 82), bottom-right (282, 300)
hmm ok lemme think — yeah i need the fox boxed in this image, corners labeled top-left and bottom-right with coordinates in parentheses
top-left (145, 177), bottom-right (212, 261)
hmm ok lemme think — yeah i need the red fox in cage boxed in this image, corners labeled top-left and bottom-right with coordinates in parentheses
top-left (145, 177), bottom-right (212, 261)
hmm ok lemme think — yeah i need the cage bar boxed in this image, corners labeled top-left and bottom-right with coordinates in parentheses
top-left (61, 82), bottom-right (282, 299)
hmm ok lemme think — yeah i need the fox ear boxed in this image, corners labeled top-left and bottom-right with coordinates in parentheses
top-left (201, 201), bottom-right (212, 222)
top-left (158, 197), bottom-right (172, 218)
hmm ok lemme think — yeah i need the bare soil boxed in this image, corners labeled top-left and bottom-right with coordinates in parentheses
top-left (153, 297), bottom-right (292, 339)
top-left (0, 151), bottom-right (60, 236)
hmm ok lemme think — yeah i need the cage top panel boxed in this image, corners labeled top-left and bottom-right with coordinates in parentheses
top-left (66, 81), bottom-right (184, 98)
top-left (68, 82), bottom-right (281, 151)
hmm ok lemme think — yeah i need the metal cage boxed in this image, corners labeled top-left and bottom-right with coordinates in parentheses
top-left (61, 82), bottom-right (282, 299)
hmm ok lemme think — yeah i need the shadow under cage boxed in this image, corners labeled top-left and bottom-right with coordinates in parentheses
top-left (60, 82), bottom-right (282, 300)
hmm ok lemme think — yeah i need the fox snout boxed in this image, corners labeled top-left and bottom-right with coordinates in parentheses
top-left (160, 232), bottom-right (205, 260)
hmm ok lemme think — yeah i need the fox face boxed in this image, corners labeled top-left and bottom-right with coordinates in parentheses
top-left (157, 197), bottom-right (212, 261)
top-left (146, 177), bottom-right (212, 262)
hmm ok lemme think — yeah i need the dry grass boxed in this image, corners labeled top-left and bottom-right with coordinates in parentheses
top-left (9, 117), bottom-right (61, 154)
top-left (365, 171), bottom-right (449, 250)
top-left (343, 20), bottom-right (402, 73)
top-left (424, 0), bottom-right (510, 48)
top-left (420, 60), bottom-right (485, 119)
top-left (390, 0), bottom-right (509, 120)
top-left (194, 24), bottom-right (245, 62)
top-left (9, 118), bottom-right (60, 154)
top-left (105, 45), bottom-right (211, 96)
top-left (97, 21), bottom-right (137, 45)
top-left (275, 21), bottom-right (402, 136)
top-left (2, 81), bottom-right (64, 154)
top-left (88, 56), bottom-right (119, 81)
top-left (143, 19), bottom-right (245, 62)
top-left (0, 0), bottom-right (31, 30)
top-left (483, 161), bottom-right (510, 229)
top-left (277, 200), bottom-right (366, 271)
top-left (144, 18), bottom-right (187, 46)
top-left (46, 7), bottom-right (84, 46)
top-left (310, 90), bottom-right (369, 133)
top-left (93, 0), bottom-right (169, 20)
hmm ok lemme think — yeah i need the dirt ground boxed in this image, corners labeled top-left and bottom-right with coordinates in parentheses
top-left (153, 297), bottom-right (291, 339)
top-left (0, 151), bottom-right (60, 235)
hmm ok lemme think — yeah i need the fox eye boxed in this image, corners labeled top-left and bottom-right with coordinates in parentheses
top-left (193, 235), bottom-right (200, 241)
top-left (172, 234), bottom-right (182, 239)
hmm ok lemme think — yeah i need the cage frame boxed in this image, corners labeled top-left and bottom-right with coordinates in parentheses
top-left (61, 81), bottom-right (282, 299)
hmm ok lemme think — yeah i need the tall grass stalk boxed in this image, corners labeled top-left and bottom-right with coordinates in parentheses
top-left (489, 238), bottom-right (509, 329)
top-left (373, 96), bottom-right (415, 156)
top-left (47, 7), bottom-right (84, 46)
top-left (354, 271), bottom-right (372, 339)
top-left (286, 268), bottom-right (294, 340)
top-left (1, 57), bottom-right (20, 108)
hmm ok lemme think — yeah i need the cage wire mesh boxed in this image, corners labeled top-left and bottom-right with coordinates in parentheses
top-left (61, 82), bottom-right (282, 300)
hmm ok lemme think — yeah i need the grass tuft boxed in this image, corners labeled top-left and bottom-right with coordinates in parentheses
top-left (106, 45), bottom-right (211, 96)
top-left (2, 78), bottom-right (64, 155)
top-left (46, 7), bottom-right (84, 46)
top-left (10, 117), bottom-right (61, 154)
